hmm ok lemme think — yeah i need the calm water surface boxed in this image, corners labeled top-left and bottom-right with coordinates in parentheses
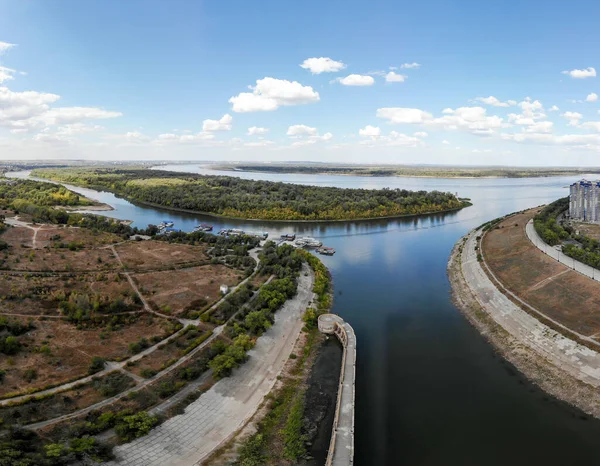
top-left (12, 167), bottom-right (600, 465)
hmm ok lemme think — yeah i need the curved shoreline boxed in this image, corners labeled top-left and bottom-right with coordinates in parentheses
top-left (124, 196), bottom-right (472, 224)
top-left (23, 171), bottom-right (471, 223)
top-left (448, 228), bottom-right (600, 420)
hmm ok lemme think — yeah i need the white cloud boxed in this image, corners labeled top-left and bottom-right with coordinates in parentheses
top-left (475, 96), bottom-right (517, 107)
top-left (376, 107), bottom-right (432, 124)
top-left (586, 92), bottom-right (598, 103)
top-left (0, 66), bottom-right (16, 84)
top-left (0, 41), bottom-right (15, 55)
top-left (300, 57), bottom-right (346, 74)
top-left (414, 131), bottom-right (428, 137)
top-left (523, 121), bottom-right (553, 133)
top-left (442, 140), bottom-right (450, 145)
top-left (561, 111), bottom-right (583, 126)
top-left (37, 107), bottom-right (122, 127)
top-left (337, 74), bottom-right (375, 86)
top-left (243, 140), bottom-right (275, 147)
top-left (428, 106), bottom-right (507, 135)
top-left (229, 77), bottom-right (319, 112)
top-left (385, 72), bottom-right (407, 83)
top-left (400, 63), bottom-right (421, 69)
top-left (359, 125), bottom-right (381, 138)
top-left (122, 131), bottom-right (150, 143)
top-left (287, 124), bottom-right (318, 137)
top-left (549, 105), bottom-right (560, 112)
top-left (581, 121), bottom-right (600, 132)
top-left (155, 132), bottom-right (215, 144)
top-left (202, 113), bottom-right (232, 132)
top-left (562, 67), bottom-right (597, 79)
top-left (247, 126), bottom-right (269, 136)
top-left (286, 125), bottom-right (332, 145)
top-left (502, 132), bottom-right (600, 147)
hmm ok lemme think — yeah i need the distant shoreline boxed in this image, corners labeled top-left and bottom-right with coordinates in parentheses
top-left (208, 164), bottom-right (600, 180)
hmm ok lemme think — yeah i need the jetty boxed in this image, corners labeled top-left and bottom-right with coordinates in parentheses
top-left (318, 314), bottom-right (356, 466)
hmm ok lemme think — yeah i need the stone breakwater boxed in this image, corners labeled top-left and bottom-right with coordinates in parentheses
top-left (318, 314), bottom-right (356, 466)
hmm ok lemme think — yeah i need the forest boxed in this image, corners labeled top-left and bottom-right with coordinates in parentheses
top-left (31, 168), bottom-right (470, 221)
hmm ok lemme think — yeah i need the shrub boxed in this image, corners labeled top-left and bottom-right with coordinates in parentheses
top-left (88, 356), bottom-right (105, 375)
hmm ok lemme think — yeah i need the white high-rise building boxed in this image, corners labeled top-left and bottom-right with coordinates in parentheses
top-left (570, 180), bottom-right (600, 224)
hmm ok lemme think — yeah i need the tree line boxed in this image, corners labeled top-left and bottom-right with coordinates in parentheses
top-left (31, 168), bottom-right (470, 221)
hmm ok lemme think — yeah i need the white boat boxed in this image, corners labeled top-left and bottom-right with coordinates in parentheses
top-left (294, 237), bottom-right (322, 248)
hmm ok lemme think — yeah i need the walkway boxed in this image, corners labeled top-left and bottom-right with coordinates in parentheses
top-left (460, 229), bottom-right (600, 388)
top-left (106, 263), bottom-right (314, 466)
top-left (318, 314), bottom-right (356, 466)
top-left (526, 219), bottom-right (600, 282)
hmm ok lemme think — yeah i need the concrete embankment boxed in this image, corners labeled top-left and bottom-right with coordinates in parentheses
top-left (448, 224), bottom-right (600, 419)
top-left (318, 314), bottom-right (356, 466)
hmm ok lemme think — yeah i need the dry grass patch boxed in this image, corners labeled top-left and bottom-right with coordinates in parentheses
top-left (484, 210), bottom-right (600, 337)
top-left (115, 240), bottom-right (209, 271)
top-left (0, 315), bottom-right (176, 397)
top-left (133, 265), bottom-right (243, 316)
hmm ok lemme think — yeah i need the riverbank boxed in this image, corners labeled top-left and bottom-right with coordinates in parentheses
top-left (120, 196), bottom-right (472, 224)
top-left (210, 163), bottom-right (597, 179)
top-left (448, 229), bottom-right (600, 419)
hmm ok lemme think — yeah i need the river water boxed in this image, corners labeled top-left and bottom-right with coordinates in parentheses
top-left (11, 166), bottom-right (600, 465)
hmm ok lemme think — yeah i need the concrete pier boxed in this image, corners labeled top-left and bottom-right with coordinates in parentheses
top-left (318, 314), bottom-right (356, 466)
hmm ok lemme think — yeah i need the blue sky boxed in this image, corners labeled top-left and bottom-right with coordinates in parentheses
top-left (1, 0), bottom-right (600, 165)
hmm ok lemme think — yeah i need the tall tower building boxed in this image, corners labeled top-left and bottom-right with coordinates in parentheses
top-left (570, 180), bottom-right (600, 224)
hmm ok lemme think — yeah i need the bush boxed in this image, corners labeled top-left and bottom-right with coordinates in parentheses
top-left (88, 356), bottom-right (105, 375)
top-left (114, 411), bottom-right (158, 441)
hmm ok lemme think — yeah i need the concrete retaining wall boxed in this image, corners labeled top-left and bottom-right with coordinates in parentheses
top-left (318, 314), bottom-right (356, 466)
top-left (526, 219), bottom-right (600, 282)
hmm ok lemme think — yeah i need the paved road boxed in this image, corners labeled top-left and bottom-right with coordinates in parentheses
top-left (461, 229), bottom-right (600, 388)
top-left (106, 263), bottom-right (314, 466)
top-left (526, 219), bottom-right (600, 282)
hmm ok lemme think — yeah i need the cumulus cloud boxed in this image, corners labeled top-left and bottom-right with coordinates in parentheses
top-left (442, 140), bottom-right (450, 145)
top-left (0, 86), bottom-right (122, 132)
top-left (300, 57), bottom-right (346, 74)
top-left (286, 124), bottom-right (331, 145)
top-left (376, 107), bottom-right (432, 124)
top-left (287, 124), bottom-right (318, 137)
top-left (475, 96), bottom-right (517, 107)
top-left (202, 113), bottom-right (232, 132)
top-left (385, 72), bottom-right (407, 83)
top-left (561, 111), bottom-right (583, 126)
top-left (336, 74), bottom-right (375, 86)
top-left (428, 106), bottom-right (507, 135)
top-left (229, 77), bottom-right (319, 112)
top-left (549, 105), bottom-right (560, 112)
top-left (0, 41), bottom-right (15, 54)
top-left (414, 131), bottom-right (428, 137)
top-left (562, 67), bottom-right (597, 79)
top-left (586, 92), bottom-right (598, 103)
top-left (400, 63), bottom-right (421, 69)
top-left (359, 125), bottom-right (381, 138)
top-left (247, 126), bottom-right (269, 136)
